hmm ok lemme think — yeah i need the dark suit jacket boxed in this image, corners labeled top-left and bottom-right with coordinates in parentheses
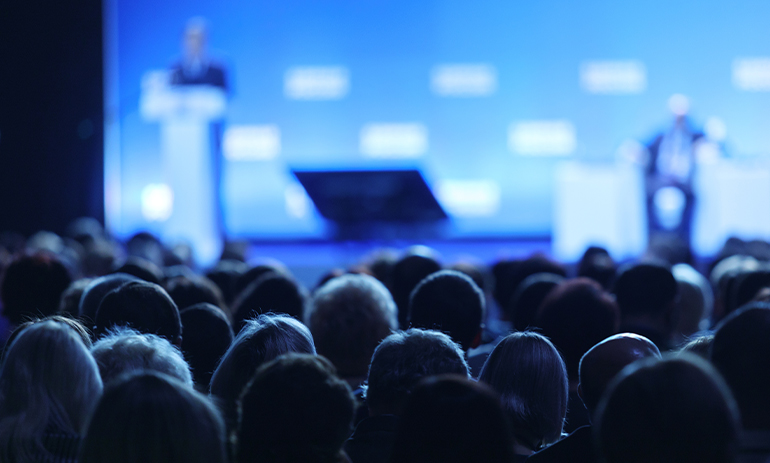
top-left (170, 62), bottom-right (228, 91)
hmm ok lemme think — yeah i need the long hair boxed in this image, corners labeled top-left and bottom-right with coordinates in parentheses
top-left (0, 320), bottom-right (103, 462)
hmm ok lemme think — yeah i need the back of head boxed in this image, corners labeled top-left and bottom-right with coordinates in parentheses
top-left (391, 252), bottom-right (442, 329)
top-left (59, 278), bottom-right (93, 318)
top-left (80, 371), bottom-right (227, 463)
top-left (535, 278), bottom-right (620, 380)
top-left (78, 273), bottom-right (139, 323)
top-left (210, 314), bottom-right (315, 429)
top-left (2, 315), bottom-right (92, 363)
top-left (506, 272), bottom-right (563, 332)
top-left (577, 246), bottom-right (616, 289)
top-left (711, 302), bottom-right (770, 429)
top-left (389, 375), bottom-right (515, 463)
top-left (613, 262), bottom-right (678, 319)
top-left (672, 263), bottom-right (713, 340)
top-left (731, 269), bottom-right (770, 315)
top-left (113, 256), bottom-right (163, 285)
top-left (478, 332), bottom-right (568, 451)
top-left (306, 274), bottom-right (397, 379)
top-left (0, 251), bottom-right (72, 325)
top-left (0, 321), bottom-right (102, 462)
top-left (165, 275), bottom-right (226, 313)
top-left (93, 281), bottom-right (182, 344)
top-left (492, 256), bottom-right (567, 317)
top-left (205, 259), bottom-right (248, 306)
top-left (578, 333), bottom-right (661, 416)
top-left (596, 355), bottom-right (739, 463)
top-left (365, 329), bottom-right (470, 416)
top-left (238, 354), bottom-right (355, 463)
top-left (231, 272), bottom-right (307, 327)
top-left (179, 303), bottom-right (233, 389)
top-left (408, 270), bottom-right (484, 351)
top-left (91, 327), bottom-right (192, 386)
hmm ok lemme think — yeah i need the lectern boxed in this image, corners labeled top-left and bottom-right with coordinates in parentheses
top-left (140, 79), bottom-right (225, 266)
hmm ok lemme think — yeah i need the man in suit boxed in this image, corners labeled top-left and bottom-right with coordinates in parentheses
top-left (170, 18), bottom-right (228, 92)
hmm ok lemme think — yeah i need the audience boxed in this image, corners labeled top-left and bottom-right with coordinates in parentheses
top-left (165, 275), bottom-right (227, 314)
top-left (231, 271), bottom-right (307, 327)
top-left (78, 273), bottom-right (139, 325)
top-left (179, 302), bottom-right (233, 390)
top-left (80, 371), bottom-right (227, 463)
top-left (390, 249), bottom-right (442, 329)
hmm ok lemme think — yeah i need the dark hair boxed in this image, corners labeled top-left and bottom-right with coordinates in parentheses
top-left (577, 246), bottom-right (616, 289)
top-left (0, 252), bottom-right (72, 325)
top-left (408, 270), bottom-right (484, 351)
top-left (506, 272), bottom-right (563, 331)
top-left (80, 371), bottom-right (227, 463)
top-left (731, 270), bottom-right (770, 315)
top-left (479, 332), bottom-right (568, 450)
top-left (595, 355), bottom-right (739, 463)
top-left (306, 274), bottom-right (397, 378)
top-left (237, 354), bottom-right (355, 463)
top-left (180, 303), bottom-right (233, 390)
top-left (365, 329), bottom-right (469, 415)
top-left (678, 334), bottom-right (714, 359)
top-left (231, 272), bottom-right (307, 327)
top-left (166, 275), bottom-right (227, 313)
top-left (535, 278), bottom-right (620, 380)
top-left (78, 273), bottom-right (139, 325)
top-left (2, 315), bottom-right (93, 362)
top-left (711, 302), bottom-right (770, 429)
top-left (613, 262), bottom-right (677, 317)
top-left (93, 281), bottom-right (182, 344)
top-left (492, 256), bottom-right (567, 318)
top-left (210, 314), bottom-right (315, 430)
top-left (58, 278), bottom-right (93, 318)
top-left (113, 257), bottom-right (163, 285)
top-left (233, 263), bottom-right (287, 300)
top-left (205, 259), bottom-right (249, 306)
top-left (391, 252), bottom-right (442, 329)
top-left (389, 375), bottom-right (515, 463)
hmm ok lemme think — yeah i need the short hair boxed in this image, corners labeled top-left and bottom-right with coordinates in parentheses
top-left (491, 256), bottom-right (567, 317)
top-left (479, 332), bottom-right (568, 450)
top-left (91, 327), bottom-right (192, 386)
top-left (391, 252), bottom-right (442, 329)
top-left (408, 270), bottom-right (484, 351)
top-left (0, 251), bottom-right (72, 325)
top-left (365, 329), bottom-right (469, 415)
top-left (596, 355), bottom-right (739, 463)
top-left (231, 272), bottom-right (307, 327)
top-left (210, 314), bottom-right (315, 429)
top-left (673, 263), bottom-right (714, 339)
top-left (535, 278), bottom-right (620, 380)
top-left (58, 278), bottom-right (93, 318)
top-left (306, 274), bottom-right (397, 378)
top-left (711, 303), bottom-right (770, 429)
top-left (237, 354), bottom-right (355, 463)
top-left (78, 273), bottom-right (139, 323)
top-left (389, 375), bottom-right (515, 463)
top-left (179, 303), bottom-right (233, 390)
top-left (578, 333), bottom-right (661, 415)
top-left (678, 334), bottom-right (714, 359)
top-left (506, 272), bottom-right (563, 331)
top-left (165, 275), bottom-right (226, 313)
top-left (93, 281), bottom-right (182, 344)
top-left (113, 256), bottom-right (163, 285)
top-left (577, 246), bottom-right (616, 289)
top-left (232, 263), bottom-right (287, 300)
top-left (613, 262), bottom-right (678, 317)
top-left (0, 321), bottom-right (102, 462)
top-left (205, 259), bottom-right (248, 306)
top-left (80, 371), bottom-right (227, 463)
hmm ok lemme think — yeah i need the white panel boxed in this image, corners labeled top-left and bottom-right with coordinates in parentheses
top-left (284, 66), bottom-right (349, 100)
top-left (360, 123), bottom-right (428, 158)
top-left (580, 60), bottom-right (647, 94)
top-left (430, 64), bottom-right (497, 97)
top-left (509, 120), bottom-right (576, 156)
top-left (733, 58), bottom-right (770, 91)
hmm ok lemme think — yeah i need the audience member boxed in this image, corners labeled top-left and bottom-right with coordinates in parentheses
top-left (165, 274), bottom-right (227, 313)
top-left (232, 261), bottom-right (288, 299)
top-left (58, 277), bottom-right (93, 318)
top-left (0, 320), bottom-right (102, 462)
top-left (479, 331), bottom-right (568, 457)
top-left (508, 272), bottom-right (563, 332)
top-left (210, 313), bottom-right (315, 431)
top-left (90, 326), bottom-right (193, 386)
top-left (2, 315), bottom-right (92, 361)
top-left (113, 256), bottom-right (163, 285)
top-left (80, 371), bottom-right (227, 463)
top-left (93, 280), bottom-right (182, 345)
top-left (306, 274), bottom-right (397, 390)
top-left (78, 273), bottom-right (139, 325)
top-left (491, 255), bottom-right (567, 322)
top-left (180, 303), bottom-right (233, 390)
top-left (408, 270), bottom-right (484, 352)
top-left (577, 246), bottom-right (616, 290)
top-left (231, 271), bottom-right (307, 326)
top-left (237, 354), bottom-right (355, 463)
top-left (389, 375), bottom-right (516, 463)
top-left (345, 329), bottom-right (470, 463)
top-left (678, 333), bottom-right (714, 359)
top-left (672, 263), bottom-right (714, 344)
top-left (613, 262), bottom-right (678, 350)
top-left (595, 354), bottom-right (739, 463)
top-left (390, 249), bottom-right (442, 329)
top-left (205, 259), bottom-right (248, 306)
top-left (529, 333), bottom-right (660, 463)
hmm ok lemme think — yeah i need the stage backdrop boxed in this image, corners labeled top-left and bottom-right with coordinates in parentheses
top-left (104, 0), bottom-right (770, 243)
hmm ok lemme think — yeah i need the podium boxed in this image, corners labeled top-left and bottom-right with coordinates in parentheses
top-left (140, 79), bottom-right (225, 266)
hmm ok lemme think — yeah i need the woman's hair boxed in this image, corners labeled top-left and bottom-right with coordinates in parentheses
top-left (478, 331), bottom-right (568, 451)
top-left (0, 320), bottom-right (103, 462)
top-left (80, 371), bottom-right (227, 463)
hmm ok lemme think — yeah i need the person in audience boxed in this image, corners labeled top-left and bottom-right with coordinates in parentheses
top-left (113, 256), bottom-right (164, 285)
top-left (231, 271), bottom-right (307, 327)
top-left (0, 251), bottom-right (72, 341)
top-left (165, 274), bottom-right (227, 314)
top-left (180, 302), bottom-right (233, 390)
top-left (232, 260), bottom-right (289, 299)
top-left (90, 326), bottom-right (193, 386)
top-left (577, 246), bottom-right (616, 290)
top-left (80, 371), bottom-right (227, 463)
top-left (613, 262), bottom-right (678, 350)
top-left (535, 278), bottom-right (620, 432)
top-left (711, 303), bottom-right (770, 462)
top-left (491, 255), bottom-right (567, 324)
top-left (678, 333), bottom-right (714, 359)
top-left (237, 353), bottom-right (355, 463)
top-left (205, 259), bottom-right (249, 306)
top-left (389, 375), bottom-right (516, 463)
top-left (2, 315), bottom-right (92, 361)
top-left (78, 273), bottom-right (139, 326)
top-left (672, 263), bottom-right (714, 345)
top-left (596, 355), bottom-right (739, 463)
top-left (210, 313), bottom-right (315, 431)
top-left (345, 329), bottom-right (470, 463)
top-left (0, 320), bottom-right (103, 462)
top-left (93, 280), bottom-right (182, 345)
top-left (479, 331), bottom-right (568, 458)
top-left (58, 277), bottom-right (93, 318)
top-left (306, 274), bottom-right (397, 391)
top-left (408, 270), bottom-right (484, 352)
top-left (528, 333), bottom-right (660, 463)
top-left (390, 249), bottom-right (442, 329)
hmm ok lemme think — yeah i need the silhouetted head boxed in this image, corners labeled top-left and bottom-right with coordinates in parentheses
top-left (113, 257), bottom-right (163, 285)
top-left (1, 251), bottom-right (72, 325)
top-left (391, 251), bottom-right (442, 329)
top-left (492, 255), bottom-right (567, 320)
top-left (78, 273), bottom-right (139, 324)
top-left (408, 270), bottom-right (484, 352)
top-left (205, 259), bottom-right (248, 306)
top-left (58, 278), bottom-right (93, 318)
top-left (231, 272), bottom-right (307, 328)
top-left (577, 246), bottom-right (616, 289)
top-left (672, 263), bottom-right (713, 342)
top-left (506, 272), bottom-right (563, 331)
top-left (578, 333), bottom-right (661, 417)
top-left (180, 303), bottom-right (233, 390)
top-left (165, 275), bottom-right (226, 313)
